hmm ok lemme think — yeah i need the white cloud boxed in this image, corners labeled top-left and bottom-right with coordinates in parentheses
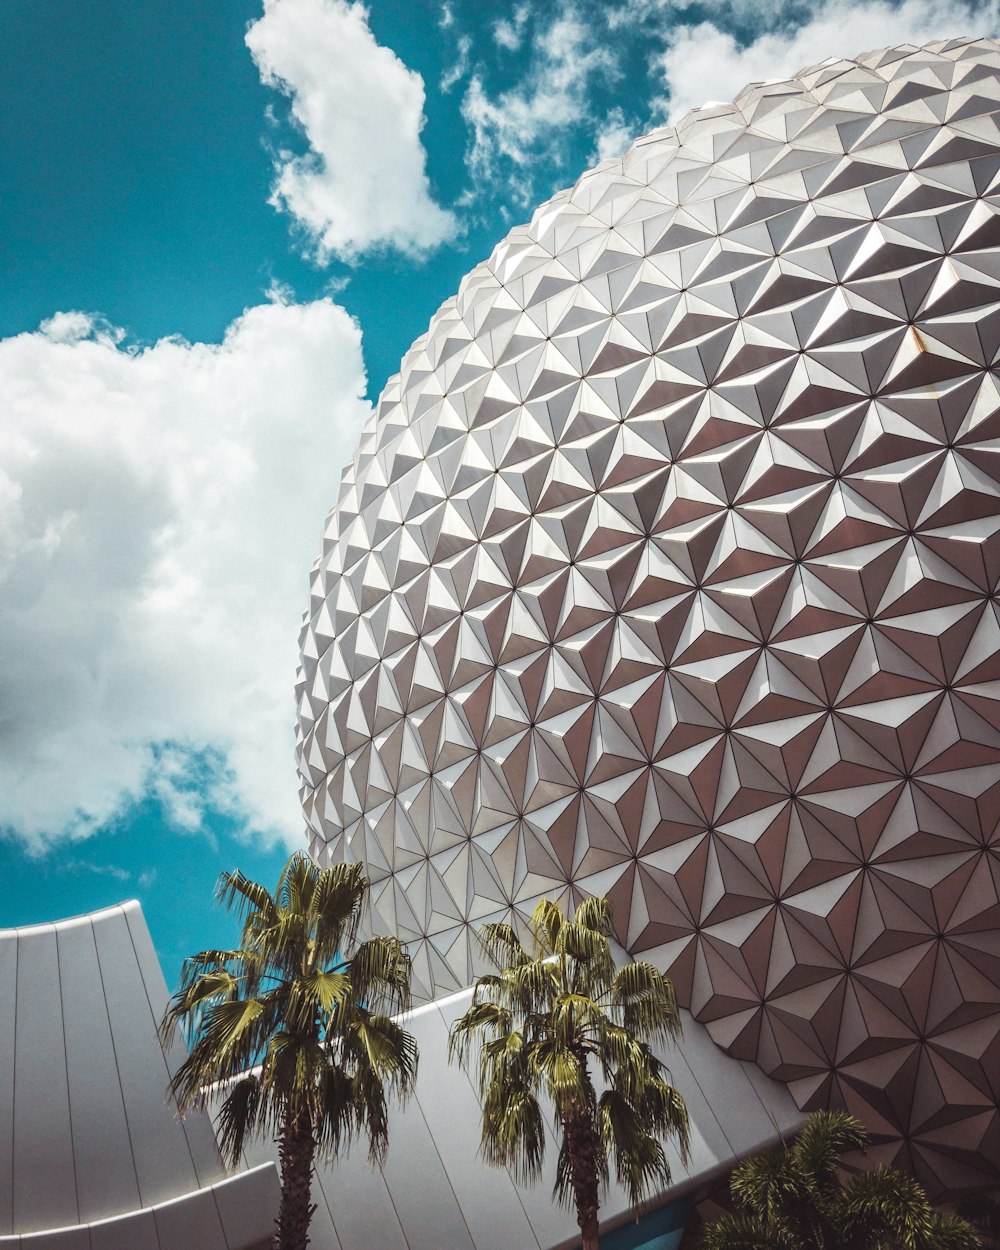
top-left (246, 0), bottom-right (456, 259)
top-left (0, 298), bottom-right (371, 852)
top-left (659, 0), bottom-right (1000, 122)
top-left (462, 5), bottom-right (615, 194)
top-left (593, 107), bottom-right (634, 163)
top-left (441, 33), bottom-right (472, 94)
top-left (494, 6), bottom-right (530, 52)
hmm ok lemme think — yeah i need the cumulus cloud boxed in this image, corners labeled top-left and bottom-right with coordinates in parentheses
top-left (462, 5), bottom-right (615, 196)
top-left (246, 0), bottom-right (455, 259)
top-left (659, 0), bottom-right (1000, 122)
top-left (0, 298), bottom-right (370, 851)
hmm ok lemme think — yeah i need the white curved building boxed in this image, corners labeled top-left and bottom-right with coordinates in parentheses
top-left (234, 976), bottom-right (805, 1250)
top-left (0, 903), bottom-right (279, 1249)
top-left (0, 902), bottom-right (804, 1250)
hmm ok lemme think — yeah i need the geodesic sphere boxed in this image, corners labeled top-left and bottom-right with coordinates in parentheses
top-left (298, 38), bottom-right (1000, 1192)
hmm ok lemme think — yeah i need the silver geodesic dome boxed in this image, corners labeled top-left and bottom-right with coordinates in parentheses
top-left (298, 39), bottom-right (1000, 1192)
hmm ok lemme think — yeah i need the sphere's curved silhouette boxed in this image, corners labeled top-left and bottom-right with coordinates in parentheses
top-left (298, 39), bottom-right (1000, 1192)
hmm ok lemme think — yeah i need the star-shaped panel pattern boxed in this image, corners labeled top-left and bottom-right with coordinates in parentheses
top-left (297, 39), bottom-right (1000, 1194)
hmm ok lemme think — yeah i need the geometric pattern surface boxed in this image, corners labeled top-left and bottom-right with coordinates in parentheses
top-left (297, 38), bottom-right (1000, 1195)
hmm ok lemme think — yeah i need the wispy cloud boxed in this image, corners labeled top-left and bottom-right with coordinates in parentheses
top-left (470, 0), bottom-right (999, 187)
top-left (54, 858), bottom-right (158, 890)
top-left (593, 107), bottom-right (634, 163)
top-left (493, 6), bottom-right (530, 51)
top-left (461, 3), bottom-right (617, 202)
top-left (246, 0), bottom-right (456, 259)
top-left (441, 33), bottom-right (472, 93)
top-left (0, 297), bottom-right (370, 851)
top-left (655, 0), bottom-right (999, 121)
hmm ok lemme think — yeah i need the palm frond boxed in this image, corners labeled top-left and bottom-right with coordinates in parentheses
top-left (448, 1001), bottom-right (513, 1066)
top-left (197, 997), bottom-right (266, 1063)
top-left (216, 870), bottom-right (277, 929)
top-left (531, 1038), bottom-right (589, 1118)
top-left (794, 1109), bottom-right (869, 1188)
top-left (311, 861), bottom-right (367, 958)
top-left (573, 895), bottom-right (613, 938)
top-left (160, 967), bottom-right (237, 1047)
top-left (629, 1070), bottom-right (690, 1163)
top-left (530, 898), bottom-right (565, 957)
top-left (178, 948), bottom-right (245, 977)
top-left (925, 1210), bottom-right (986, 1250)
top-left (479, 1029), bottom-right (536, 1104)
top-left (478, 922), bottom-right (530, 971)
top-left (612, 961), bottom-right (682, 1045)
top-left (314, 1065), bottom-right (356, 1158)
top-left (598, 1087), bottom-right (669, 1205)
top-left (700, 1212), bottom-right (788, 1250)
top-left (294, 968), bottom-right (350, 1021)
top-left (215, 1073), bottom-right (263, 1168)
top-left (557, 919), bottom-right (612, 964)
top-left (502, 957), bottom-right (558, 1013)
top-left (348, 1059), bottom-right (391, 1163)
top-left (729, 1150), bottom-right (803, 1224)
top-left (279, 852), bottom-right (317, 918)
top-left (349, 936), bottom-right (412, 1016)
top-left (351, 1013), bottom-right (418, 1092)
top-left (841, 1165), bottom-right (934, 1250)
top-left (481, 1082), bottom-right (545, 1184)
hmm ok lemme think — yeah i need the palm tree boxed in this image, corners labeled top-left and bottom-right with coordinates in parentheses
top-left (700, 1109), bottom-right (981, 1250)
top-left (958, 1191), bottom-right (1000, 1250)
top-left (160, 853), bottom-right (417, 1250)
top-left (449, 895), bottom-right (690, 1250)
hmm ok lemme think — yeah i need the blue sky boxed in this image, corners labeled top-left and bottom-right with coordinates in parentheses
top-left (1, 0), bottom-right (996, 983)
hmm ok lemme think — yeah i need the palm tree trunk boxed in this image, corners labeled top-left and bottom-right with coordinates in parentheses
top-left (564, 1106), bottom-right (601, 1250)
top-left (564, 1045), bottom-right (601, 1250)
top-left (274, 1106), bottom-right (317, 1250)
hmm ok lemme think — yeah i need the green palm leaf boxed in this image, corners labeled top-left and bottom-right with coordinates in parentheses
top-left (704, 1110), bottom-right (982, 1250)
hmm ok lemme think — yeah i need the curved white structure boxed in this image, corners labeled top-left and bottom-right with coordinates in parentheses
top-left (236, 986), bottom-right (805, 1250)
top-left (0, 903), bottom-right (278, 1250)
top-left (0, 901), bottom-right (802, 1250)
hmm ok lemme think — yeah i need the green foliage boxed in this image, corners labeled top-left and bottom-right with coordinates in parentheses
top-left (449, 895), bottom-right (690, 1217)
top-left (701, 1110), bottom-right (982, 1250)
top-left (160, 853), bottom-right (417, 1169)
top-left (958, 1191), bottom-right (1000, 1249)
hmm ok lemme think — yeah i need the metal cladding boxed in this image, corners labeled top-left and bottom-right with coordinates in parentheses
top-left (0, 903), bottom-right (279, 1249)
top-left (236, 992), bottom-right (805, 1250)
top-left (298, 38), bottom-right (1000, 1192)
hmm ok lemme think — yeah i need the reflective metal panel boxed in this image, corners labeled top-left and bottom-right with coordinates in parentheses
top-left (13, 926), bottom-right (75, 1233)
top-left (0, 905), bottom-right (279, 1250)
top-left (298, 37), bottom-right (1000, 1190)
top-left (288, 992), bottom-right (805, 1250)
top-left (58, 916), bottom-right (141, 1223)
